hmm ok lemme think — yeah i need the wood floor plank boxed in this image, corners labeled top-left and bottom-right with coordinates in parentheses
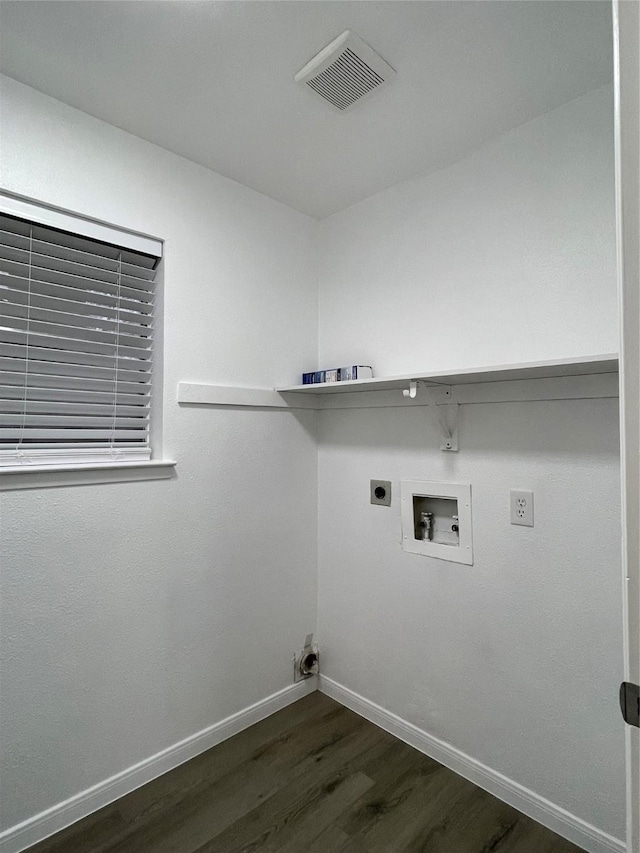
top-left (400, 783), bottom-right (525, 853)
top-left (267, 771), bottom-right (375, 853)
top-left (28, 805), bottom-right (128, 853)
top-left (29, 692), bottom-right (340, 853)
top-left (303, 823), bottom-right (352, 853)
top-left (490, 815), bottom-right (586, 853)
top-left (192, 725), bottom-right (391, 853)
top-left (339, 838), bottom-right (372, 853)
top-left (401, 776), bottom-right (584, 853)
top-left (336, 737), bottom-right (441, 838)
top-left (344, 763), bottom-right (468, 853)
top-left (116, 691), bottom-right (341, 825)
top-left (23, 692), bottom-right (587, 853)
top-left (97, 705), bottom-right (370, 853)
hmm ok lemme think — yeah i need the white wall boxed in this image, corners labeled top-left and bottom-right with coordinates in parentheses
top-left (0, 75), bottom-right (318, 833)
top-left (318, 86), bottom-right (617, 374)
top-left (316, 87), bottom-right (624, 841)
top-left (0, 74), bottom-right (624, 848)
top-left (317, 399), bottom-right (624, 839)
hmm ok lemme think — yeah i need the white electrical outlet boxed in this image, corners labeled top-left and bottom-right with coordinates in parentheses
top-left (510, 490), bottom-right (534, 526)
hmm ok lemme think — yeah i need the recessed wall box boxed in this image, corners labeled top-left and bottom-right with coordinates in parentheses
top-left (401, 480), bottom-right (473, 565)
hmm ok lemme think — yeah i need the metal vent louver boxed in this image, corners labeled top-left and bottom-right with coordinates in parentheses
top-left (295, 31), bottom-right (396, 112)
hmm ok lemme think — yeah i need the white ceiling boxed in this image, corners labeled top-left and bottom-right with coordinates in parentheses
top-left (0, 1), bottom-right (613, 219)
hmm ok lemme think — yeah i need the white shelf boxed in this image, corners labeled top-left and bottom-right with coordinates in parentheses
top-left (278, 354), bottom-right (619, 395)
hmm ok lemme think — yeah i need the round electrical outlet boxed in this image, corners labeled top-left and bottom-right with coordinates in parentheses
top-left (370, 480), bottom-right (392, 506)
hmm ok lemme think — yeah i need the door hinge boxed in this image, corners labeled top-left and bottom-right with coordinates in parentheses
top-left (619, 681), bottom-right (640, 727)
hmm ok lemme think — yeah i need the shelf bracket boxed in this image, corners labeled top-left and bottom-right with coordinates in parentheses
top-left (423, 385), bottom-right (459, 451)
top-left (402, 380), bottom-right (418, 399)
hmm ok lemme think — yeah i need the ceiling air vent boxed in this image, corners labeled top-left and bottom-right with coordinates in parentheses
top-left (295, 30), bottom-right (396, 112)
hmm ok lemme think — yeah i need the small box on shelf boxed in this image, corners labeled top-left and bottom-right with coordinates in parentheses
top-left (302, 365), bottom-right (373, 385)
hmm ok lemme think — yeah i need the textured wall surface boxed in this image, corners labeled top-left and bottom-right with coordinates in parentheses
top-left (317, 398), bottom-right (624, 838)
top-left (318, 86), bottom-right (616, 375)
top-left (0, 75), bottom-right (319, 831)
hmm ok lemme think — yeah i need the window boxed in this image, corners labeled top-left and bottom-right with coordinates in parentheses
top-left (0, 195), bottom-right (163, 470)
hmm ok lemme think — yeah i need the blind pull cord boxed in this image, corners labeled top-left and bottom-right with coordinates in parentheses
top-left (16, 227), bottom-right (33, 462)
top-left (109, 253), bottom-right (123, 459)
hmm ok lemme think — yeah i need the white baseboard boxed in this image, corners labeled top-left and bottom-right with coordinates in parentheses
top-left (319, 675), bottom-right (625, 853)
top-left (0, 678), bottom-right (317, 853)
top-left (2, 675), bottom-right (625, 853)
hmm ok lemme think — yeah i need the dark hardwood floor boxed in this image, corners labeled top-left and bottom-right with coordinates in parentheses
top-left (26, 692), bottom-right (585, 853)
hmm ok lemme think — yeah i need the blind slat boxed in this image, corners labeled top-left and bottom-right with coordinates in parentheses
top-left (1, 314), bottom-right (152, 349)
top-left (0, 365), bottom-right (150, 393)
top-left (1, 273), bottom-right (154, 314)
top-left (0, 401), bottom-right (149, 418)
top-left (1, 288), bottom-right (153, 325)
top-left (0, 240), bottom-right (156, 286)
top-left (0, 328), bottom-right (151, 361)
top-left (1, 387), bottom-right (148, 406)
top-left (0, 343), bottom-right (151, 374)
top-left (0, 428), bottom-right (147, 440)
top-left (2, 411), bottom-right (147, 424)
top-left (0, 260), bottom-right (154, 299)
top-left (0, 288), bottom-right (152, 328)
top-left (0, 229), bottom-right (156, 281)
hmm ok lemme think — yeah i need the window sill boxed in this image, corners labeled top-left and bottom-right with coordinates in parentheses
top-left (0, 460), bottom-right (177, 491)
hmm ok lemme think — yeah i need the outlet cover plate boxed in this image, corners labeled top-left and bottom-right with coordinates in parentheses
top-left (371, 480), bottom-right (392, 506)
top-left (510, 490), bottom-right (534, 526)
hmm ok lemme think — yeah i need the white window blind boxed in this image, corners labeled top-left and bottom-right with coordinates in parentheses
top-left (0, 206), bottom-right (162, 468)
